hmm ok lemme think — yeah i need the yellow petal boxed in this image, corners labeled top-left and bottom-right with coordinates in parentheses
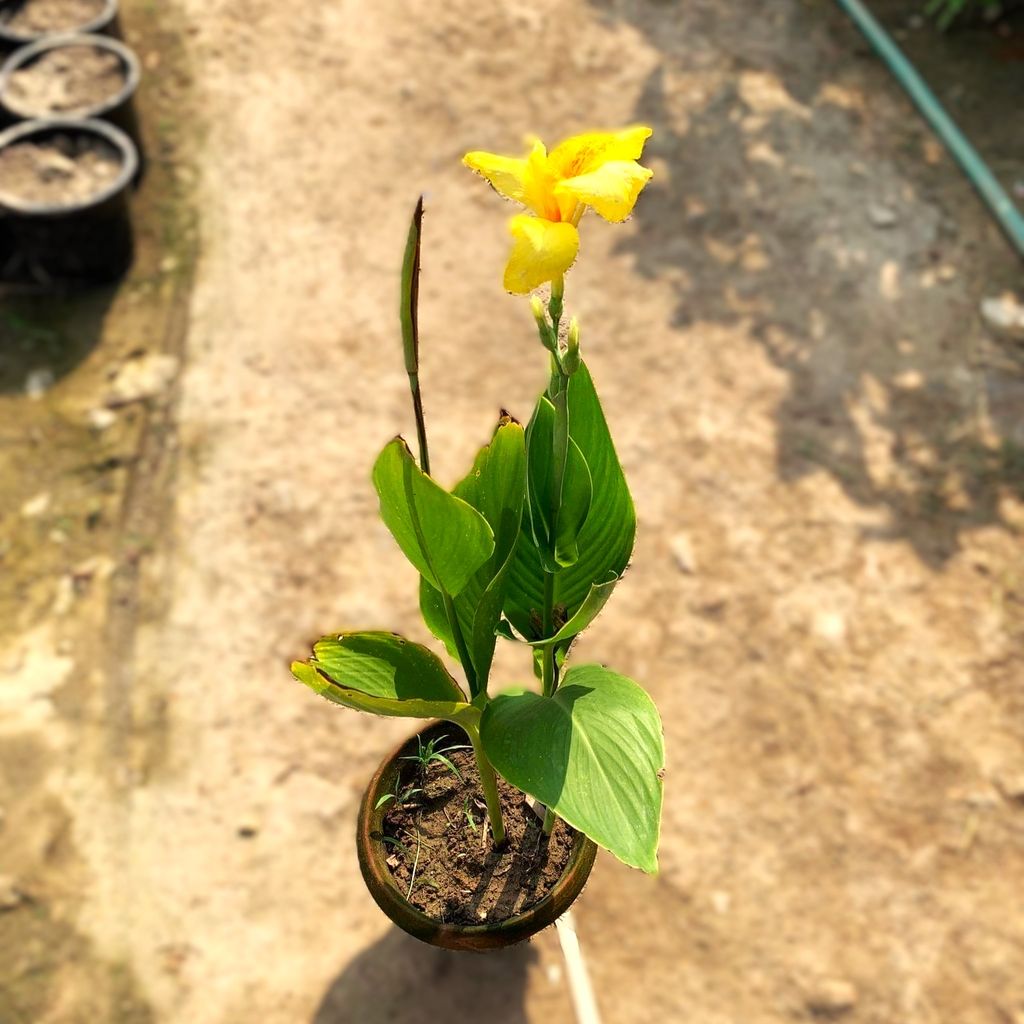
top-left (520, 139), bottom-right (562, 220)
top-left (555, 160), bottom-right (653, 223)
top-left (465, 141), bottom-right (563, 220)
top-left (463, 150), bottom-right (529, 205)
top-left (503, 215), bottom-right (580, 295)
top-left (548, 126), bottom-right (653, 179)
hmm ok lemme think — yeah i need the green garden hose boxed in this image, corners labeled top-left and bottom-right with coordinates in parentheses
top-left (835, 0), bottom-right (1024, 260)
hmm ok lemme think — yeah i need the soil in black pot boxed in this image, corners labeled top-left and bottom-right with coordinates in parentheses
top-left (0, 0), bottom-right (106, 35)
top-left (6, 44), bottom-right (125, 116)
top-left (0, 132), bottom-right (120, 205)
top-left (381, 739), bottom-right (575, 926)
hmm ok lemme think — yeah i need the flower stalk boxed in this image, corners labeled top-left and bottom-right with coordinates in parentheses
top-left (538, 280), bottom-right (575, 835)
top-left (549, 274), bottom-right (565, 340)
top-left (543, 367), bottom-right (570, 690)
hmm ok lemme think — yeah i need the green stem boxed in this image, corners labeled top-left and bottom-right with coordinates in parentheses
top-left (539, 579), bottom-right (558, 833)
top-left (540, 643), bottom-right (557, 699)
top-left (538, 291), bottom-right (571, 833)
top-left (541, 367), bottom-right (569, 700)
top-left (548, 276), bottom-right (564, 341)
top-left (538, 644), bottom-right (559, 835)
top-left (541, 575), bottom-right (558, 699)
top-left (462, 719), bottom-right (506, 845)
top-left (550, 376), bottom-right (569, 526)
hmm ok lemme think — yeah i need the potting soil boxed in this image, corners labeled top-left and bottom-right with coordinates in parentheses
top-left (6, 44), bottom-right (126, 116)
top-left (382, 745), bottom-right (576, 926)
top-left (0, 134), bottom-right (120, 205)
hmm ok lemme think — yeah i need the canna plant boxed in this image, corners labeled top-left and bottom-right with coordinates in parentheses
top-left (291, 127), bottom-right (665, 892)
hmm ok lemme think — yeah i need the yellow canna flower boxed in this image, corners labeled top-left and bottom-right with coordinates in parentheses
top-left (463, 127), bottom-right (654, 295)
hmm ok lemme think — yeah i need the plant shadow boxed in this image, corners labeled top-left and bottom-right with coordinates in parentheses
top-left (311, 927), bottom-right (536, 1024)
top-left (589, 0), bottom-right (1024, 567)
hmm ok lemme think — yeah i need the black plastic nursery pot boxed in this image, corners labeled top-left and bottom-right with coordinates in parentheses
top-left (0, 34), bottom-right (141, 148)
top-left (0, 0), bottom-right (120, 52)
top-left (357, 720), bottom-right (598, 953)
top-left (0, 117), bottom-right (137, 285)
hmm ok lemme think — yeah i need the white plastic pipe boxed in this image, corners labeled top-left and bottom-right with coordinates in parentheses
top-left (556, 910), bottom-right (603, 1024)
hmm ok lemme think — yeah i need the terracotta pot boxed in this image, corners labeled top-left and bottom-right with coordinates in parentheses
top-left (357, 720), bottom-right (597, 952)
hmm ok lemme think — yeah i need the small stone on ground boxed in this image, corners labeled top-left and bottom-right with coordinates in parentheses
top-left (805, 977), bottom-right (858, 1017)
top-left (980, 294), bottom-right (1024, 344)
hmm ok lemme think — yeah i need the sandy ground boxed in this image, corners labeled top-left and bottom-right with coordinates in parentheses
top-left (2, 0), bottom-right (1024, 1022)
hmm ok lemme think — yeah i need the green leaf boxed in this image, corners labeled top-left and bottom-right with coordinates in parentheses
top-left (504, 361), bottom-right (636, 640)
top-left (419, 581), bottom-right (455, 660)
top-left (373, 437), bottom-right (495, 596)
top-left (420, 418), bottom-right (527, 685)
top-left (524, 395), bottom-right (592, 570)
top-left (291, 631), bottom-right (476, 721)
top-left (481, 664), bottom-right (664, 873)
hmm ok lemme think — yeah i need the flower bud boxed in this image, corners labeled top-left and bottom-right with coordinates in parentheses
top-left (562, 316), bottom-right (581, 374)
top-left (530, 296), bottom-right (556, 353)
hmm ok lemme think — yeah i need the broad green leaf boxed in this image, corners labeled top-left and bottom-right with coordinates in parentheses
top-left (481, 664), bottom-right (663, 873)
top-left (524, 395), bottom-right (592, 570)
top-left (373, 437), bottom-right (494, 596)
top-left (291, 631), bottom-right (474, 721)
top-left (311, 632), bottom-right (465, 700)
top-left (420, 418), bottom-right (527, 687)
top-left (504, 361), bottom-right (636, 640)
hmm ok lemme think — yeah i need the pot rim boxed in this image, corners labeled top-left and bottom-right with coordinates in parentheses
top-left (357, 720), bottom-right (597, 950)
top-left (0, 32), bottom-right (140, 121)
top-left (0, 116), bottom-right (138, 215)
top-left (0, 0), bottom-right (119, 46)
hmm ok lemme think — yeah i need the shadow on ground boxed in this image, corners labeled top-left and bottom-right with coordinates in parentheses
top-left (591, 0), bottom-right (1024, 565)
top-left (0, 288), bottom-right (117, 396)
top-left (312, 929), bottom-right (534, 1024)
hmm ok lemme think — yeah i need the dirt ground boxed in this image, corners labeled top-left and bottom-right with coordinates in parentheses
top-left (2, 0), bottom-right (1023, 1022)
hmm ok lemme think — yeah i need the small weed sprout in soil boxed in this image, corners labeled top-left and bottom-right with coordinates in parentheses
top-left (400, 735), bottom-right (471, 781)
top-left (462, 796), bottom-right (479, 834)
top-left (374, 784), bottom-right (423, 812)
top-left (292, 128), bottom-right (666, 924)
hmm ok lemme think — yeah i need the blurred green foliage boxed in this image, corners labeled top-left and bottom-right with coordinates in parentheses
top-left (924, 0), bottom-right (1003, 30)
